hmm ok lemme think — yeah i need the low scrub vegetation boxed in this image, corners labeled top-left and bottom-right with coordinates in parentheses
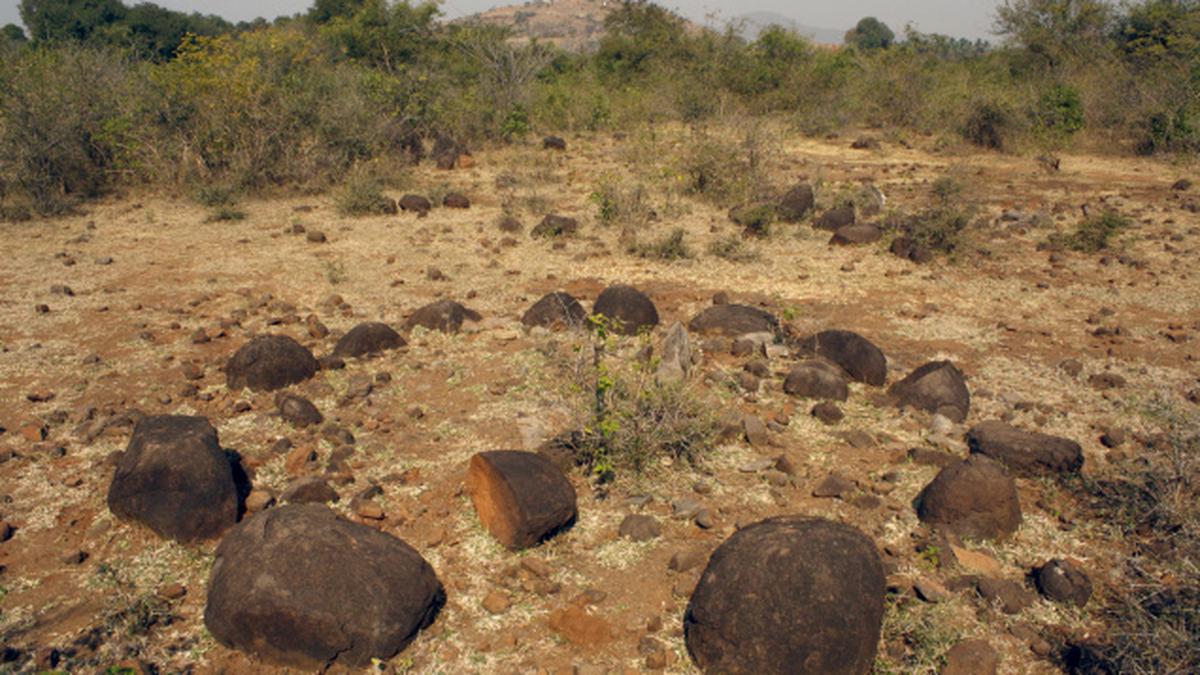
top-left (566, 317), bottom-right (720, 480)
top-left (1, 0), bottom-right (1199, 217)
top-left (1050, 210), bottom-right (1132, 252)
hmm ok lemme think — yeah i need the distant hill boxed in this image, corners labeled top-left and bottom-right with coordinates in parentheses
top-left (461, 0), bottom-right (615, 51)
top-left (733, 11), bottom-right (844, 45)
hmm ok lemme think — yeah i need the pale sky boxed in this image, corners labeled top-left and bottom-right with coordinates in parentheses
top-left (0, 0), bottom-right (1000, 40)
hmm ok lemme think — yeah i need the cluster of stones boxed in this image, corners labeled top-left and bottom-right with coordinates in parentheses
top-left (95, 274), bottom-right (1093, 673)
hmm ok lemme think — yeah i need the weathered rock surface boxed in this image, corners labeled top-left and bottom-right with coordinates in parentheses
top-left (522, 292), bottom-right (587, 330)
top-left (795, 330), bottom-right (888, 386)
top-left (1034, 559), bottom-right (1092, 607)
top-left (107, 416), bottom-right (238, 542)
top-left (404, 300), bottom-right (481, 334)
top-left (967, 421), bottom-right (1083, 477)
top-left (684, 516), bottom-right (885, 675)
top-left (333, 322), bottom-right (405, 358)
top-left (466, 451), bottom-right (577, 549)
top-left (226, 335), bottom-right (318, 392)
top-left (916, 454), bottom-right (1022, 540)
top-left (890, 360), bottom-right (971, 422)
top-left (592, 285), bottom-right (659, 336)
top-left (784, 359), bottom-right (850, 401)
top-left (276, 393), bottom-right (323, 428)
top-left (687, 304), bottom-right (779, 337)
top-left (204, 504), bottom-right (444, 669)
top-left (778, 183), bottom-right (816, 222)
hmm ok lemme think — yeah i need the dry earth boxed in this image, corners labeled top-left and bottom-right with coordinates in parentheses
top-left (0, 124), bottom-right (1198, 674)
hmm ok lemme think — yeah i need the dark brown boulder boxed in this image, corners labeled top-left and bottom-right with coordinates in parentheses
top-left (333, 322), bottom-right (405, 358)
top-left (466, 451), bottom-right (577, 550)
top-left (942, 639), bottom-right (999, 675)
top-left (830, 224), bottom-right (882, 246)
top-left (795, 330), bottom-right (887, 386)
top-left (592, 285), bottom-right (659, 336)
top-left (107, 416), bottom-right (238, 543)
top-left (1033, 559), bottom-right (1091, 607)
top-left (966, 421), bottom-right (1083, 477)
top-left (916, 454), bottom-right (1022, 540)
top-left (399, 194), bottom-right (432, 216)
top-left (225, 335), bottom-right (318, 392)
top-left (442, 193), bottom-right (470, 209)
top-left (522, 292), bottom-right (587, 330)
top-left (684, 516), bottom-right (885, 675)
top-left (531, 214), bottom-right (579, 238)
top-left (889, 360), bottom-right (970, 422)
top-left (279, 476), bottom-right (339, 504)
top-left (543, 136), bottom-right (567, 151)
top-left (204, 504), bottom-right (443, 669)
top-left (404, 300), bottom-right (481, 334)
top-left (777, 183), bottom-right (815, 222)
top-left (687, 304), bottom-right (779, 337)
top-left (784, 360), bottom-right (850, 401)
top-left (814, 206), bottom-right (855, 231)
top-left (276, 393), bottom-right (323, 428)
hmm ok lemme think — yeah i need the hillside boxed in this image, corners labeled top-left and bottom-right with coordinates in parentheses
top-left (463, 0), bottom-right (615, 50)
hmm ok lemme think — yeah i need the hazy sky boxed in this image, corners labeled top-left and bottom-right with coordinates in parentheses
top-left (0, 0), bottom-right (1001, 40)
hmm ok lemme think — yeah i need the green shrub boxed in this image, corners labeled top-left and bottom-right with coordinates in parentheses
top-left (192, 183), bottom-right (239, 208)
top-left (1050, 210), bottom-right (1131, 252)
top-left (630, 227), bottom-right (691, 260)
top-left (728, 203), bottom-right (776, 236)
top-left (334, 171), bottom-right (395, 216)
top-left (0, 46), bottom-right (138, 214)
top-left (1034, 84), bottom-right (1085, 136)
top-left (707, 234), bottom-right (759, 262)
top-left (567, 319), bottom-right (720, 480)
top-left (962, 100), bottom-right (1011, 150)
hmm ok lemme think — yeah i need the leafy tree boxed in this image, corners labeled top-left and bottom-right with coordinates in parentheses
top-left (319, 0), bottom-right (440, 72)
top-left (2, 23), bottom-right (28, 42)
top-left (19, 0), bottom-right (127, 43)
top-left (595, 0), bottom-right (689, 77)
top-left (1116, 0), bottom-right (1200, 67)
top-left (121, 3), bottom-right (232, 61)
top-left (844, 16), bottom-right (895, 50)
top-left (993, 0), bottom-right (1113, 67)
top-left (307, 0), bottom-right (368, 24)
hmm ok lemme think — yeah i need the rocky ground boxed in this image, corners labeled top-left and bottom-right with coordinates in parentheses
top-left (0, 125), bottom-right (1197, 674)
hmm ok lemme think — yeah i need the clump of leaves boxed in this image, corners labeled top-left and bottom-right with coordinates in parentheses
top-left (193, 183), bottom-right (239, 208)
top-left (707, 234), bottom-right (759, 262)
top-left (630, 227), bottom-right (691, 260)
top-left (1049, 210), bottom-right (1130, 252)
top-left (885, 176), bottom-right (974, 255)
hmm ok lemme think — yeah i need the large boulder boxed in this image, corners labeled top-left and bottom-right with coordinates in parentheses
top-left (204, 504), bottom-right (444, 669)
top-left (521, 291), bottom-right (587, 330)
top-left (684, 516), bottom-right (885, 675)
top-left (814, 206), bottom-right (855, 231)
top-left (226, 335), bottom-right (319, 392)
top-left (916, 454), bottom-right (1022, 540)
top-left (687, 304), bottom-right (780, 338)
top-left (795, 330), bottom-right (887, 386)
top-left (333, 322), bottom-right (405, 358)
top-left (966, 421), bottom-right (1083, 477)
top-left (466, 451), bottom-right (577, 549)
top-left (592, 285), bottom-right (659, 336)
top-left (107, 416), bottom-right (238, 542)
top-left (777, 183), bottom-right (816, 222)
top-left (830, 224), bottom-right (882, 246)
top-left (889, 360), bottom-right (970, 422)
top-left (404, 300), bottom-right (481, 334)
top-left (784, 360), bottom-right (850, 401)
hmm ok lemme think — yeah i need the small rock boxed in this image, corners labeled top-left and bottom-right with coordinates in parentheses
top-left (618, 514), bottom-right (662, 542)
top-left (482, 591), bottom-right (510, 615)
top-left (812, 474), bottom-right (855, 498)
top-left (942, 639), bottom-right (999, 675)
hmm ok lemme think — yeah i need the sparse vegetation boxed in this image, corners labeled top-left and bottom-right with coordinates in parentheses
top-left (334, 170), bottom-right (396, 216)
top-left (567, 316), bottom-right (720, 480)
top-left (1078, 398), bottom-right (1200, 673)
top-left (630, 227), bottom-right (691, 260)
top-left (707, 234), bottom-right (759, 262)
top-left (1050, 210), bottom-right (1132, 252)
